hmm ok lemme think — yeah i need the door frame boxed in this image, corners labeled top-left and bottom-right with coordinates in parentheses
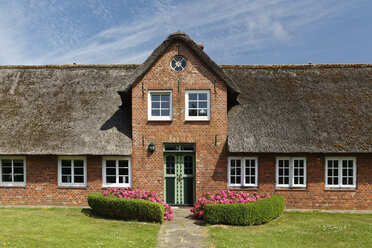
top-left (163, 144), bottom-right (196, 206)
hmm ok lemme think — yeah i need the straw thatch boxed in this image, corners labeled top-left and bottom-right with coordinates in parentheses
top-left (0, 66), bottom-right (137, 155)
top-left (223, 64), bottom-right (372, 153)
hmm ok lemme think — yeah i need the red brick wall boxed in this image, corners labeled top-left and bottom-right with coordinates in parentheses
top-left (131, 41), bottom-right (228, 200)
top-left (228, 153), bottom-right (372, 210)
top-left (0, 155), bottom-right (102, 206)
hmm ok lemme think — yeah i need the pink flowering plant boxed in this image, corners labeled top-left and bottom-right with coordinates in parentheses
top-left (190, 190), bottom-right (271, 219)
top-left (102, 187), bottom-right (173, 222)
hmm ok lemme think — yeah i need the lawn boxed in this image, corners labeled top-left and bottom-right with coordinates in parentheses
top-left (208, 212), bottom-right (372, 248)
top-left (0, 208), bottom-right (160, 248)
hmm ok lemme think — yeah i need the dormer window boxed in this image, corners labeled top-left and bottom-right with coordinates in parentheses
top-left (148, 90), bottom-right (172, 121)
top-left (171, 56), bottom-right (186, 71)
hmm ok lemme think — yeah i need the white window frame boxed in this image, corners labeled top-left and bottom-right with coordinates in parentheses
top-left (276, 157), bottom-right (307, 188)
top-left (102, 156), bottom-right (132, 188)
top-left (0, 156), bottom-right (26, 187)
top-left (228, 157), bottom-right (258, 187)
top-left (325, 157), bottom-right (356, 189)
top-left (58, 156), bottom-right (87, 187)
top-left (185, 90), bottom-right (211, 121)
top-left (148, 90), bottom-right (173, 121)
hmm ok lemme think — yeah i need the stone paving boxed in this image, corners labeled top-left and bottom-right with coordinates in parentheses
top-left (157, 207), bottom-right (208, 248)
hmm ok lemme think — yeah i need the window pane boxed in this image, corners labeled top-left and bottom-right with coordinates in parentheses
top-left (106, 160), bottom-right (116, 167)
top-left (62, 167), bottom-right (71, 175)
top-left (74, 160), bottom-right (84, 168)
top-left (13, 167), bottom-right (23, 174)
top-left (189, 109), bottom-right (197, 116)
top-left (106, 176), bottom-right (116, 183)
top-left (13, 160), bottom-right (24, 167)
top-left (74, 176), bottom-right (84, 183)
top-left (151, 95), bottom-right (160, 101)
top-left (199, 93), bottom-right (207, 100)
top-left (161, 110), bottom-right (170, 116)
top-left (161, 102), bottom-right (169, 108)
top-left (189, 101), bottom-right (197, 108)
top-left (198, 101), bottom-right (207, 108)
top-left (199, 109), bottom-right (207, 116)
top-left (62, 160), bottom-right (71, 167)
top-left (119, 160), bottom-right (128, 168)
top-left (348, 177), bottom-right (353, 185)
top-left (62, 176), bottom-right (71, 183)
top-left (189, 94), bottom-right (197, 100)
top-left (14, 175), bottom-right (24, 182)
top-left (119, 168), bottom-right (129, 176)
top-left (152, 110), bottom-right (160, 116)
top-left (74, 167), bottom-right (84, 176)
top-left (119, 177), bottom-right (123, 184)
top-left (152, 102), bottom-right (160, 108)
top-left (161, 94), bottom-right (169, 101)
top-left (106, 168), bottom-right (116, 175)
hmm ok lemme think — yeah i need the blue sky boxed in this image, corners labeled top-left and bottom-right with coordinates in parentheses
top-left (0, 0), bottom-right (371, 65)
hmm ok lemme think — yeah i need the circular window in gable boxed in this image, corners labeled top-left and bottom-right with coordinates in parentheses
top-left (171, 56), bottom-right (186, 71)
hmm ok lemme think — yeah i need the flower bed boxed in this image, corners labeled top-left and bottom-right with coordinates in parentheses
top-left (190, 190), bottom-right (271, 219)
top-left (190, 190), bottom-right (284, 225)
top-left (88, 187), bottom-right (173, 223)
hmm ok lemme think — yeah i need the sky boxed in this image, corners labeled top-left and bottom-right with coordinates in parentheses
top-left (0, 0), bottom-right (371, 65)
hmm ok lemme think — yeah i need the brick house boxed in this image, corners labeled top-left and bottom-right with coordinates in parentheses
top-left (0, 32), bottom-right (371, 209)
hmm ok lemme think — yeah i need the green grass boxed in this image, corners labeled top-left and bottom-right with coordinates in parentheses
top-left (208, 212), bottom-right (372, 248)
top-left (0, 208), bottom-right (160, 248)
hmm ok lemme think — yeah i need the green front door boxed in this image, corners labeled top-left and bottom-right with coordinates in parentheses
top-left (164, 153), bottom-right (195, 205)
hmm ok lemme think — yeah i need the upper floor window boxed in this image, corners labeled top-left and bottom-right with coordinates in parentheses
top-left (325, 157), bottom-right (356, 188)
top-left (0, 157), bottom-right (26, 187)
top-left (102, 157), bottom-right (131, 187)
top-left (148, 90), bottom-right (172, 121)
top-left (276, 157), bottom-right (306, 188)
top-left (228, 157), bottom-right (258, 187)
top-left (58, 156), bottom-right (87, 187)
top-left (185, 90), bottom-right (210, 121)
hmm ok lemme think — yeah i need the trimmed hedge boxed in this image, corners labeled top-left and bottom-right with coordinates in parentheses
top-left (203, 195), bottom-right (284, 225)
top-left (88, 193), bottom-right (165, 224)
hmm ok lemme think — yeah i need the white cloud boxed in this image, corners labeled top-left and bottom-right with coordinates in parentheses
top-left (0, 0), bottom-right (362, 65)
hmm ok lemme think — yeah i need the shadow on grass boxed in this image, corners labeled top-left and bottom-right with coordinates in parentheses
top-left (80, 208), bottom-right (118, 221)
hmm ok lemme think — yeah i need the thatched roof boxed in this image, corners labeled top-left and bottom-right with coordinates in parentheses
top-left (120, 32), bottom-right (240, 100)
top-left (0, 65), bottom-right (137, 155)
top-left (223, 64), bottom-right (372, 153)
top-left (0, 60), bottom-right (370, 155)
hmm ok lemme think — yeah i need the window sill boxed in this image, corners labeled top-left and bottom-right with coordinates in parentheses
top-left (0, 185), bottom-right (26, 189)
top-left (275, 187), bottom-right (307, 191)
top-left (147, 119), bottom-right (173, 122)
top-left (324, 188), bottom-right (357, 192)
top-left (57, 186), bottom-right (87, 189)
top-left (228, 186), bottom-right (259, 191)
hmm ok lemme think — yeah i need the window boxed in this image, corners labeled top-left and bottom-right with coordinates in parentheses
top-left (58, 156), bottom-right (86, 187)
top-left (276, 157), bottom-right (306, 188)
top-left (171, 56), bottom-right (186, 71)
top-left (102, 157), bottom-right (131, 187)
top-left (185, 90), bottom-right (210, 121)
top-left (228, 157), bottom-right (258, 187)
top-left (148, 90), bottom-right (172, 121)
top-left (325, 157), bottom-right (356, 188)
top-left (0, 157), bottom-right (26, 186)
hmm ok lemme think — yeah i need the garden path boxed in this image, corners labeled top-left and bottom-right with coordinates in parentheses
top-left (157, 208), bottom-right (208, 248)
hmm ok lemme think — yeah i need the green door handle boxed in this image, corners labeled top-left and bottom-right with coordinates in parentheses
top-left (178, 174), bottom-right (181, 182)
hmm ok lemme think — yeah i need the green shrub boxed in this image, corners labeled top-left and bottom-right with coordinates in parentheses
top-left (88, 193), bottom-right (165, 224)
top-left (203, 195), bottom-right (284, 225)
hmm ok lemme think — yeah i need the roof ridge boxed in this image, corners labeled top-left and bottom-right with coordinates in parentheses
top-left (0, 64), bottom-right (140, 69)
top-left (220, 64), bottom-right (372, 69)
